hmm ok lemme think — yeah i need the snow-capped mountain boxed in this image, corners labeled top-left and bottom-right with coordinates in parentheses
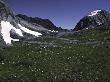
top-left (74, 9), bottom-right (110, 31)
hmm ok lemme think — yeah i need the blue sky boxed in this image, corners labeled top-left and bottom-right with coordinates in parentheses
top-left (5, 0), bottom-right (110, 29)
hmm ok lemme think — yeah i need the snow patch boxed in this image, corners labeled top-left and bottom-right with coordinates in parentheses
top-left (86, 28), bottom-right (88, 30)
top-left (88, 10), bottom-right (102, 16)
top-left (18, 24), bottom-right (42, 37)
top-left (1, 21), bottom-right (23, 44)
top-left (96, 21), bottom-right (102, 25)
top-left (14, 29), bottom-right (23, 36)
top-left (49, 30), bottom-right (58, 32)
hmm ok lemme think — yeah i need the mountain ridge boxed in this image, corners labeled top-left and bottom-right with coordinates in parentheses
top-left (16, 14), bottom-right (63, 32)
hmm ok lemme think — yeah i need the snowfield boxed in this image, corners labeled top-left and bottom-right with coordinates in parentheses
top-left (1, 21), bottom-right (23, 44)
top-left (1, 21), bottom-right (42, 45)
top-left (88, 10), bottom-right (102, 16)
top-left (18, 24), bottom-right (42, 37)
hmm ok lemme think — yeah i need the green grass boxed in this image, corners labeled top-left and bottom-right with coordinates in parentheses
top-left (0, 28), bottom-right (110, 82)
top-left (62, 28), bottom-right (110, 41)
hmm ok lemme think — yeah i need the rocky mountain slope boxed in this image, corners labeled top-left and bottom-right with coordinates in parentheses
top-left (0, 0), bottom-right (65, 47)
top-left (74, 9), bottom-right (110, 31)
top-left (0, 0), bottom-right (44, 47)
top-left (17, 14), bottom-right (63, 32)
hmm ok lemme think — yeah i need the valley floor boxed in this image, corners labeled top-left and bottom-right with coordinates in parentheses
top-left (0, 28), bottom-right (110, 82)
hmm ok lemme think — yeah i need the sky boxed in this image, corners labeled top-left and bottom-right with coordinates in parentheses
top-left (4, 0), bottom-right (110, 29)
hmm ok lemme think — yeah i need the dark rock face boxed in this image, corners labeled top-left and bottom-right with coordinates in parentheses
top-left (16, 14), bottom-right (63, 31)
top-left (74, 9), bottom-right (110, 31)
top-left (0, 1), bottom-right (13, 20)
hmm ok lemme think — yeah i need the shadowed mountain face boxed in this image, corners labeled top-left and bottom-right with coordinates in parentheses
top-left (74, 9), bottom-right (110, 31)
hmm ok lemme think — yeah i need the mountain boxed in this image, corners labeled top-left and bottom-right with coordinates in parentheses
top-left (16, 14), bottom-right (64, 32)
top-left (0, 0), bottom-right (65, 47)
top-left (0, 0), bottom-right (45, 47)
top-left (74, 9), bottom-right (110, 31)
